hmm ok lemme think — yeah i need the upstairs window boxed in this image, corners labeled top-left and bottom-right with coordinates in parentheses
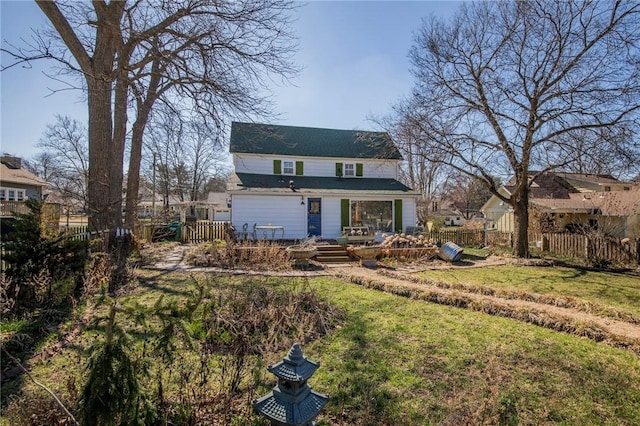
top-left (283, 160), bottom-right (294, 175)
top-left (0, 189), bottom-right (5, 200)
top-left (336, 162), bottom-right (362, 177)
top-left (344, 163), bottom-right (355, 177)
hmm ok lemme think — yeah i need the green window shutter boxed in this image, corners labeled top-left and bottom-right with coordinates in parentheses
top-left (273, 159), bottom-right (281, 175)
top-left (356, 163), bottom-right (363, 177)
top-left (341, 199), bottom-right (350, 228)
top-left (335, 162), bottom-right (343, 177)
top-left (394, 199), bottom-right (403, 233)
top-left (296, 161), bottom-right (304, 176)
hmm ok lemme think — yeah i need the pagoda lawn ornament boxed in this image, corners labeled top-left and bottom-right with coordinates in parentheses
top-left (253, 343), bottom-right (329, 426)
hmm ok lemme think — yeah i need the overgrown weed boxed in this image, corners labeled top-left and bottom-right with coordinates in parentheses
top-left (186, 240), bottom-right (292, 271)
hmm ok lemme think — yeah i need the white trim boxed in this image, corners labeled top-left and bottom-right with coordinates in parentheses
top-left (0, 186), bottom-right (26, 201)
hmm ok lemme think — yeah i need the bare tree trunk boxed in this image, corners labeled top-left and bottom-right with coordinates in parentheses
top-left (511, 184), bottom-right (530, 258)
top-left (124, 106), bottom-right (153, 228)
top-left (111, 74), bottom-right (128, 229)
top-left (37, 0), bottom-right (125, 236)
top-left (86, 78), bottom-right (115, 234)
top-left (124, 56), bottom-right (162, 229)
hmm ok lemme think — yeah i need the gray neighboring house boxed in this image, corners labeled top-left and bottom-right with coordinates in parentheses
top-left (0, 155), bottom-right (48, 217)
top-left (1, 155), bottom-right (58, 235)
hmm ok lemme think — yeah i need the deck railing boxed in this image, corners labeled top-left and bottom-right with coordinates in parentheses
top-left (0, 201), bottom-right (30, 216)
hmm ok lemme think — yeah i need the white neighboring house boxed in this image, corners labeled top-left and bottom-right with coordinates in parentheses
top-left (227, 122), bottom-right (419, 240)
top-left (204, 192), bottom-right (230, 221)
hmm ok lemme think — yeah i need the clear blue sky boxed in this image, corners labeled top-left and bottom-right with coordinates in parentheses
top-left (1, 1), bottom-right (460, 160)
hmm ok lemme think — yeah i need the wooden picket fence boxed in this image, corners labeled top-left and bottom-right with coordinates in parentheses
top-left (179, 221), bottom-right (231, 243)
top-left (528, 232), bottom-right (640, 265)
top-left (61, 225), bottom-right (90, 240)
top-left (434, 229), bottom-right (639, 266)
top-left (60, 221), bottom-right (231, 244)
top-left (430, 229), bottom-right (512, 248)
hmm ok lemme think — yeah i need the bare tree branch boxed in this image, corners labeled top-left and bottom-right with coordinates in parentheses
top-left (406, 0), bottom-right (640, 256)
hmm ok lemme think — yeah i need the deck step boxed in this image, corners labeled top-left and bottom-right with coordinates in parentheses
top-left (314, 244), bottom-right (353, 263)
top-left (315, 255), bottom-right (352, 263)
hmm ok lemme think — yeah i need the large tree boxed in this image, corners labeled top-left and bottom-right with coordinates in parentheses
top-left (406, 0), bottom-right (640, 257)
top-left (4, 0), bottom-right (297, 237)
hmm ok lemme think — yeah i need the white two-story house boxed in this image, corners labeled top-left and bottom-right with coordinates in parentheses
top-left (227, 122), bottom-right (419, 240)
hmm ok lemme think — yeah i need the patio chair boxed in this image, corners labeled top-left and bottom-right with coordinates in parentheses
top-left (251, 223), bottom-right (258, 241)
top-left (235, 223), bottom-right (248, 241)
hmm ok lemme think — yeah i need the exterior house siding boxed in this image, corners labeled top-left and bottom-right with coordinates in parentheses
top-left (484, 209), bottom-right (515, 233)
top-left (481, 172), bottom-right (640, 237)
top-left (402, 198), bottom-right (417, 233)
top-left (231, 194), bottom-right (306, 239)
top-left (231, 195), bottom-right (358, 239)
top-left (322, 198), bottom-right (343, 238)
top-left (234, 154), bottom-right (397, 179)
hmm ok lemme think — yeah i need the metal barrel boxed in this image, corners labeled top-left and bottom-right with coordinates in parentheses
top-left (438, 241), bottom-right (464, 262)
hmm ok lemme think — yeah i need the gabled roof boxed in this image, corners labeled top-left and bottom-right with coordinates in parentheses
top-left (503, 171), bottom-right (631, 199)
top-left (532, 190), bottom-right (640, 216)
top-left (0, 163), bottom-right (47, 187)
top-left (227, 173), bottom-right (417, 196)
top-left (505, 172), bottom-right (578, 199)
top-left (553, 172), bottom-right (623, 185)
top-left (229, 122), bottom-right (403, 160)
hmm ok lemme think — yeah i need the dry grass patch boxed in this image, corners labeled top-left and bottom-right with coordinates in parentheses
top-left (382, 269), bottom-right (640, 325)
top-left (185, 240), bottom-right (293, 271)
top-left (418, 264), bottom-right (640, 317)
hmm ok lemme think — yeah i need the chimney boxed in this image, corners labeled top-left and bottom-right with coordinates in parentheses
top-left (1, 155), bottom-right (22, 169)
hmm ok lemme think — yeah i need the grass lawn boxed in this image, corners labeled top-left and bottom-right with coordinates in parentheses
top-left (3, 269), bottom-right (639, 425)
top-left (418, 257), bottom-right (640, 317)
top-left (305, 276), bottom-right (640, 425)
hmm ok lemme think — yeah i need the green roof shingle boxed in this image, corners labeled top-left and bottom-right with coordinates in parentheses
top-left (228, 173), bottom-right (417, 195)
top-left (229, 122), bottom-right (403, 160)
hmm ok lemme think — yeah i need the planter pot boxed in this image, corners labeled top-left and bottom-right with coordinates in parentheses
top-left (286, 246), bottom-right (318, 267)
top-left (350, 245), bottom-right (383, 268)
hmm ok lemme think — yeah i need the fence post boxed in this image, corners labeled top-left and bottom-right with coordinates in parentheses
top-left (585, 236), bottom-right (592, 260)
